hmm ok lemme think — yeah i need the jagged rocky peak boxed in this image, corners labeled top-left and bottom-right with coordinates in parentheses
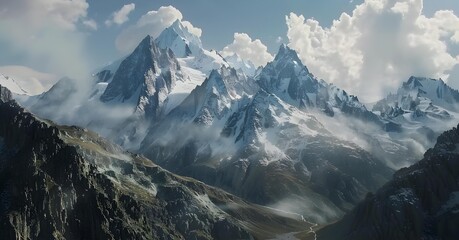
top-left (272, 44), bottom-right (308, 73)
top-left (164, 67), bottom-right (233, 125)
top-left (155, 19), bottom-right (203, 57)
top-left (257, 44), bottom-right (378, 123)
top-left (187, 67), bottom-right (231, 99)
top-left (224, 53), bottom-right (256, 76)
top-left (154, 21), bottom-right (229, 75)
top-left (195, 69), bottom-right (233, 123)
top-left (166, 65), bottom-right (256, 122)
top-left (316, 124), bottom-right (459, 240)
top-left (222, 89), bottom-right (283, 144)
top-left (193, 65), bottom-right (258, 103)
top-left (215, 65), bottom-right (258, 98)
top-left (373, 76), bottom-right (459, 118)
top-left (258, 44), bottom-right (315, 99)
top-left (0, 84), bottom-right (12, 103)
top-left (204, 68), bottom-right (229, 93)
top-left (403, 76), bottom-right (425, 90)
top-left (400, 76), bottom-right (459, 103)
top-left (100, 35), bottom-right (180, 103)
top-left (414, 77), bottom-right (459, 104)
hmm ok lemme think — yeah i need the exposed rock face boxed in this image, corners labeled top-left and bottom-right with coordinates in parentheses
top-left (169, 69), bottom-right (234, 124)
top-left (100, 35), bottom-right (181, 118)
top-left (316, 123), bottom-right (459, 240)
top-left (0, 100), bottom-right (310, 239)
top-left (224, 54), bottom-right (256, 77)
top-left (0, 85), bottom-right (12, 103)
top-left (373, 76), bottom-right (459, 120)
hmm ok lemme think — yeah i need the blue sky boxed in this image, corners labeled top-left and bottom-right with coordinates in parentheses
top-left (85, 0), bottom-right (365, 65)
top-left (0, 0), bottom-right (458, 100)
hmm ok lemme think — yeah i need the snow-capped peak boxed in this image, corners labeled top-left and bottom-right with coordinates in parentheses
top-left (257, 45), bottom-right (379, 124)
top-left (0, 84), bottom-right (13, 103)
top-left (0, 73), bottom-right (28, 95)
top-left (204, 69), bottom-right (229, 96)
top-left (257, 44), bottom-right (314, 101)
top-left (224, 54), bottom-right (256, 76)
top-left (133, 35), bottom-right (155, 53)
top-left (403, 76), bottom-right (424, 90)
top-left (199, 66), bottom-right (254, 102)
top-left (169, 20), bottom-right (202, 45)
top-left (155, 20), bottom-right (203, 57)
top-left (400, 77), bottom-right (459, 101)
top-left (100, 34), bottom-right (180, 105)
top-left (272, 44), bottom-right (308, 73)
top-left (400, 77), bottom-right (459, 109)
top-left (373, 76), bottom-right (459, 122)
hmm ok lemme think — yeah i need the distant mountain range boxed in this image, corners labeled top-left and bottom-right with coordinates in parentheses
top-left (1, 19), bottom-right (459, 238)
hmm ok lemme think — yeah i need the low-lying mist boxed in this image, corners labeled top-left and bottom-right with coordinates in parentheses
top-left (312, 108), bottom-right (451, 169)
top-left (142, 120), bottom-right (239, 162)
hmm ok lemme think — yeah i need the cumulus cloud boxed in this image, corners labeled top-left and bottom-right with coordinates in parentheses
top-left (105, 3), bottom-right (136, 26)
top-left (0, 0), bottom-right (90, 31)
top-left (286, 0), bottom-right (459, 102)
top-left (115, 5), bottom-right (202, 54)
top-left (181, 21), bottom-right (202, 37)
top-left (0, 0), bottom-right (94, 80)
top-left (221, 33), bottom-right (274, 67)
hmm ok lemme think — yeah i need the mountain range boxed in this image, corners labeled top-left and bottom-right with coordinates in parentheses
top-left (2, 19), bottom-right (459, 239)
top-left (0, 85), bottom-right (312, 239)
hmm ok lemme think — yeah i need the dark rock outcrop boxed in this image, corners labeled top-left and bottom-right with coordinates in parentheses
top-left (316, 123), bottom-right (459, 240)
top-left (0, 85), bottom-right (12, 103)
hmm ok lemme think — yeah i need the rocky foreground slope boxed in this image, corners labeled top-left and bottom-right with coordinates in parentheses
top-left (312, 123), bottom-right (459, 240)
top-left (0, 86), bottom-right (310, 240)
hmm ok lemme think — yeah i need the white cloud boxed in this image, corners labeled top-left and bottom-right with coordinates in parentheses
top-left (105, 3), bottom-right (135, 27)
top-left (0, 65), bottom-right (59, 95)
top-left (0, 0), bottom-right (90, 31)
top-left (83, 19), bottom-right (98, 30)
top-left (286, 0), bottom-right (459, 102)
top-left (221, 33), bottom-right (274, 67)
top-left (0, 0), bottom-right (93, 79)
top-left (115, 5), bottom-right (202, 54)
top-left (181, 21), bottom-right (202, 37)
